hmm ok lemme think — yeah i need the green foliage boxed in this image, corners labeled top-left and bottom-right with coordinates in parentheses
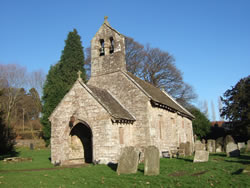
top-left (189, 107), bottom-right (211, 139)
top-left (41, 29), bottom-right (86, 145)
top-left (1, 148), bottom-right (250, 187)
top-left (220, 75), bottom-right (250, 140)
top-left (0, 111), bottom-right (16, 155)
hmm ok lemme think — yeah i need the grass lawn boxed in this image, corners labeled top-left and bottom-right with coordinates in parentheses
top-left (0, 148), bottom-right (250, 188)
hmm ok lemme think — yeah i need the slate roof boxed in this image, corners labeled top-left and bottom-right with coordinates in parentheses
top-left (126, 72), bottom-right (194, 119)
top-left (87, 84), bottom-right (135, 121)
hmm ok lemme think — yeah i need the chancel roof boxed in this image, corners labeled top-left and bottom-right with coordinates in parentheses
top-left (125, 72), bottom-right (194, 119)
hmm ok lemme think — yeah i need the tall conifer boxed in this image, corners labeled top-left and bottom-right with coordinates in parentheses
top-left (41, 29), bottom-right (86, 145)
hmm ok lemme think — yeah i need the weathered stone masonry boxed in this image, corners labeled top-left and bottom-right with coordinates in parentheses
top-left (49, 17), bottom-right (194, 165)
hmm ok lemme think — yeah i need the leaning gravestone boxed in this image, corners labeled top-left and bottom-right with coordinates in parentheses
top-left (237, 142), bottom-right (246, 150)
top-left (194, 140), bottom-right (205, 151)
top-left (193, 150), bottom-right (209, 163)
top-left (117, 146), bottom-right (139, 174)
top-left (226, 142), bottom-right (240, 157)
top-left (144, 146), bottom-right (160, 176)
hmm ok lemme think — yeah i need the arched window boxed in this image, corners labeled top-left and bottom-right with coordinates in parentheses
top-left (109, 37), bottom-right (114, 54)
top-left (99, 39), bottom-right (105, 56)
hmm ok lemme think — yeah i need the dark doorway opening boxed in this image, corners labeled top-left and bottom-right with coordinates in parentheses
top-left (70, 123), bottom-right (93, 163)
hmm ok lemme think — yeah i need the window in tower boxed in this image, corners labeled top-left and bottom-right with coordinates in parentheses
top-left (109, 37), bottom-right (114, 54)
top-left (99, 39), bottom-right (105, 56)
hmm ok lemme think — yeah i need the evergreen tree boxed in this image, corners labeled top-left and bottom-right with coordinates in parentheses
top-left (189, 107), bottom-right (211, 140)
top-left (220, 75), bottom-right (250, 140)
top-left (41, 29), bottom-right (86, 145)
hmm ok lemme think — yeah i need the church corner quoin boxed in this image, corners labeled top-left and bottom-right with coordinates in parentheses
top-left (49, 17), bottom-right (195, 165)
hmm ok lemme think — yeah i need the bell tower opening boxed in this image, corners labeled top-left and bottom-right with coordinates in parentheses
top-left (99, 39), bottom-right (105, 56)
top-left (109, 37), bottom-right (114, 54)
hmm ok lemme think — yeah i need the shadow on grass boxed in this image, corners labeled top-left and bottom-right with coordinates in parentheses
top-left (225, 159), bottom-right (250, 165)
top-left (0, 150), bottom-right (19, 160)
top-left (176, 157), bottom-right (193, 162)
top-left (107, 162), bottom-right (117, 172)
top-left (231, 168), bottom-right (244, 175)
top-left (210, 153), bottom-right (227, 157)
top-left (224, 153), bottom-right (250, 165)
top-left (138, 168), bottom-right (144, 173)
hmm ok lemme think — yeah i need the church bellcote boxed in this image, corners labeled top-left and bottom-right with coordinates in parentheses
top-left (90, 17), bottom-right (126, 77)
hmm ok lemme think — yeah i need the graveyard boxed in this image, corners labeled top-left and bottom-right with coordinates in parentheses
top-left (0, 147), bottom-right (250, 187)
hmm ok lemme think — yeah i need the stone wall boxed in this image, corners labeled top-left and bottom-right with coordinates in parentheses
top-left (148, 105), bottom-right (194, 154)
top-left (15, 139), bottom-right (46, 148)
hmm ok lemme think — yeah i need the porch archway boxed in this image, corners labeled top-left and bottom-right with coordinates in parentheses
top-left (69, 122), bottom-right (93, 163)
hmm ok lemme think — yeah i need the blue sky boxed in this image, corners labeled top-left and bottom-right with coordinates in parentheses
top-left (1, 0), bottom-right (249, 120)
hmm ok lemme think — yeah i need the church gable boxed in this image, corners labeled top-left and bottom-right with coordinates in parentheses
top-left (49, 77), bottom-right (134, 123)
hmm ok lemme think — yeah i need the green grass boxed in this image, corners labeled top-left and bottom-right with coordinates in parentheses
top-left (0, 148), bottom-right (250, 188)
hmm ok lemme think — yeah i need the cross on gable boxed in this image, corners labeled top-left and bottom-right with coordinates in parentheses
top-left (77, 70), bottom-right (82, 79)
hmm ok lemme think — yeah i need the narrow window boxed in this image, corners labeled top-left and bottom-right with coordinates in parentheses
top-left (109, 37), bottom-right (114, 54)
top-left (158, 114), bottom-right (163, 139)
top-left (99, 39), bottom-right (105, 56)
top-left (119, 127), bottom-right (124, 144)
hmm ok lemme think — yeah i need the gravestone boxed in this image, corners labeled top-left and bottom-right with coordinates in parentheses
top-left (117, 146), bottom-right (139, 174)
top-left (202, 139), bottom-right (206, 144)
top-left (179, 143), bottom-right (186, 157)
top-left (216, 137), bottom-right (224, 152)
top-left (194, 140), bottom-right (205, 151)
top-left (224, 135), bottom-right (235, 147)
top-left (144, 146), bottom-right (160, 176)
top-left (246, 140), bottom-right (250, 152)
top-left (237, 142), bottom-right (246, 150)
top-left (226, 142), bottom-right (240, 157)
top-left (185, 142), bottom-right (192, 156)
top-left (207, 139), bottom-right (216, 153)
top-left (193, 150), bottom-right (209, 163)
top-left (216, 145), bottom-right (222, 153)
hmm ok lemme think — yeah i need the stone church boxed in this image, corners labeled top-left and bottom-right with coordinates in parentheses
top-left (49, 18), bottom-right (195, 165)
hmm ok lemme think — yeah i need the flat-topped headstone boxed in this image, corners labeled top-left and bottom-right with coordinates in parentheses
top-left (207, 139), bottom-right (216, 153)
top-left (226, 142), bottom-right (240, 157)
top-left (117, 146), bottom-right (139, 174)
top-left (194, 140), bottom-right (205, 151)
top-left (185, 142), bottom-right (192, 156)
top-left (193, 150), bottom-right (209, 163)
top-left (144, 146), bottom-right (160, 176)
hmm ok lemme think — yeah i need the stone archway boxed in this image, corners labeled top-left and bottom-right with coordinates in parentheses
top-left (69, 122), bottom-right (93, 163)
